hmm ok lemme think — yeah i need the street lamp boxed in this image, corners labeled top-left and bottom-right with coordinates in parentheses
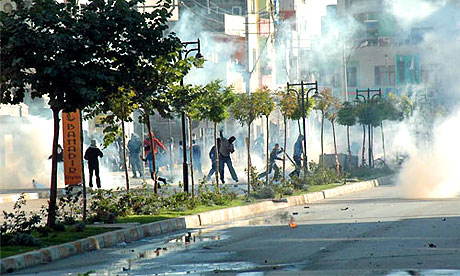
top-left (354, 88), bottom-right (382, 168)
top-left (180, 39), bottom-right (202, 193)
top-left (286, 81), bottom-right (321, 174)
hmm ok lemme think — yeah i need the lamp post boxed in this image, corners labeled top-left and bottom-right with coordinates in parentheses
top-left (180, 39), bottom-right (202, 193)
top-left (286, 81), bottom-right (320, 174)
top-left (355, 88), bottom-right (382, 168)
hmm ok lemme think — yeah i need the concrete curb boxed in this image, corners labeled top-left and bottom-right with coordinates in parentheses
top-left (0, 175), bottom-right (394, 273)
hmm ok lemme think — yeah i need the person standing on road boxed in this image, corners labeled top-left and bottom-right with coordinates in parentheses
top-left (258, 143), bottom-right (283, 180)
top-left (290, 135), bottom-right (304, 177)
top-left (127, 134), bottom-right (143, 178)
top-left (219, 130), bottom-right (238, 184)
top-left (206, 138), bottom-right (221, 181)
top-left (84, 140), bottom-right (104, 189)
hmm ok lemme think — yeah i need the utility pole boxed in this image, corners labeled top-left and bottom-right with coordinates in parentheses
top-left (245, 12), bottom-right (251, 195)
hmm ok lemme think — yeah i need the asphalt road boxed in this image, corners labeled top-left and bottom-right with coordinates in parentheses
top-left (14, 182), bottom-right (460, 276)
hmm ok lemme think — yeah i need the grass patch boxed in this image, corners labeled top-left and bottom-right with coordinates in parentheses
top-left (1, 226), bottom-right (116, 259)
top-left (118, 198), bottom-right (250, 224)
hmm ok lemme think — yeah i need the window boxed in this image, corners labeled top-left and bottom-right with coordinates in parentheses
top-left (347, 67), bottom-right (357, 87)
top-left (375, 65), bottom-right (395, 85)
top-left (232, 6), bottom-right (242, 15)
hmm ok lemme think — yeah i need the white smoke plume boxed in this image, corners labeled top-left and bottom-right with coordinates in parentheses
top-left (383, 0), bottom-right (460, 198)
top-left (0, 115), bottom-right (57, 189)
top-left (399, 108), bottom-right (460, 198)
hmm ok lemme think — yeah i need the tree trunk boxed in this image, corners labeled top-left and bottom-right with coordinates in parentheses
top-left (188, 116), bottom-right (194, 198)
top-left (247, 123), bottom-right (251, 197)
top-left (282, 116), bottom-right (287, 182)
top-left (146, 115), bottom-right (158, 194)
top-left (214, 123), bottom-right (219, 187)
top-left (347, 125), bottom-right (352, 172)
top-left (332, 120), bottom-right (340, 174)
top-left (265, 115), bottom-right (269, 187)
top-left (381, 122), bottom-right (386, 163)
top-left (320, 112), bottom-right (325, 171)
top-left (362, 124), bottom-right (366, 166)
top-left (46, 108), bottom-right (60, 228)
top-left (121, 119), bottom-right (130, 191)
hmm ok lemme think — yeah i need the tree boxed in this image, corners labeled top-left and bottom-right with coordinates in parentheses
top-left (1, 0), bottom-right (181, 226)
top-left (278, 89), bottom-right (300, 180)
top-left (337, 102), bottom-right (357, 171)
top-left (231, 93), bottom-right (263, 195)
top-left (1, 0), bottom-right (113, 227)
top-left (325, 95), bottom-right (342, 174)
top-left (315, 88), bottom-right (333, 171)
top-left (189, 80), bottom-right (235, 189)
top-left (85, 88), bottom-right (138, 191)
top-left (252, 87), bottom-right (275, 186)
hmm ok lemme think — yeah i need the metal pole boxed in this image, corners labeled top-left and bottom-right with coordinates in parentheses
top-left (301, 81), bottom-right (307, 173)
top-left (181, 109), bottom-right (189, 193)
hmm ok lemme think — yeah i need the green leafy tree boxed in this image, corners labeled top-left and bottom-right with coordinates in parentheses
top-left (189, 80), bottom-right (235, 188)
top-left (315, 88), bottom-right (333, 171)
top-left (325, 95), bottom-right (342, 174)
top-left (337, 102), bottom-right (357, 171)
top-left (231, 93), bottom-right (264, 195)
top-left (1, 0), bottom-right (113, 227)
top-left (252, 87), bottom-right (275, 186)
top-left (86, 88), bottom-right (138, 191)
top-left (278, 89), bottom-right (300, 180)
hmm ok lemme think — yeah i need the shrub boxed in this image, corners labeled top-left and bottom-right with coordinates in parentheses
top-left (252, 186), bottom-right (275, 199)
top-left (88, 189), bottom-right (119, 224)
top-left (56, 186), bottom-right (83, 225)
top-left (1, 194), bottom-right (42, 236)
top-left (1, 232), bottom-right (41, 246)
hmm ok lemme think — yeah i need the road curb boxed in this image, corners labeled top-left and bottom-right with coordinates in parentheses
top-left (0, 175), bottom-right (394, 273)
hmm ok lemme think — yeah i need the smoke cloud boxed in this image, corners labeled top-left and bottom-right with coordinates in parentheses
top-left (384, 0), bottom-right (460, 198)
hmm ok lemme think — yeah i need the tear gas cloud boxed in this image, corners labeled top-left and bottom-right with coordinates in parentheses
top-left (0, 115), bottom-right (56, 189)
top-left (383, 0), bottom-right (460, 198)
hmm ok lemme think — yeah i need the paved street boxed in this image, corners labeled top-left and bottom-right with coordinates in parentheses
top-left (13, 181), bottom-right (460, 275)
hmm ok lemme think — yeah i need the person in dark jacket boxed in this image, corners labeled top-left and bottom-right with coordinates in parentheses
top-left (219, 130), bottom-right (238, 184)
top-left (258, 143), bottom-right (283, 180)
top-left (84, 140), bottom-right (104, 188)
top-left (206, 138), bottom-right (221, 181)
top-left (290, 134), bottom-right (304, 177)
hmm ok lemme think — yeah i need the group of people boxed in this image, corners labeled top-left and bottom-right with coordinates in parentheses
top-left (82, 130), bottom-right (306, 189)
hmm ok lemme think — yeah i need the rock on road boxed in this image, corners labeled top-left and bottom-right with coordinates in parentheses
top-left (16, 182), bottom-right (460, 275)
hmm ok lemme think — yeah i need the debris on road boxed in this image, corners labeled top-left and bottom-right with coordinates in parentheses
top-left (292, 212), bottom-right (299, 215)
top-left (428, 243), bottom-right (437, 248)
top-left (289, 218), bottom-right (297, 228)
top-left (341, 207), bottom-right (349, 211)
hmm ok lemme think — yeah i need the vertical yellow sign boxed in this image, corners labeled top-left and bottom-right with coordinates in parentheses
top-left (62, 110), bottom-right (83, 186)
